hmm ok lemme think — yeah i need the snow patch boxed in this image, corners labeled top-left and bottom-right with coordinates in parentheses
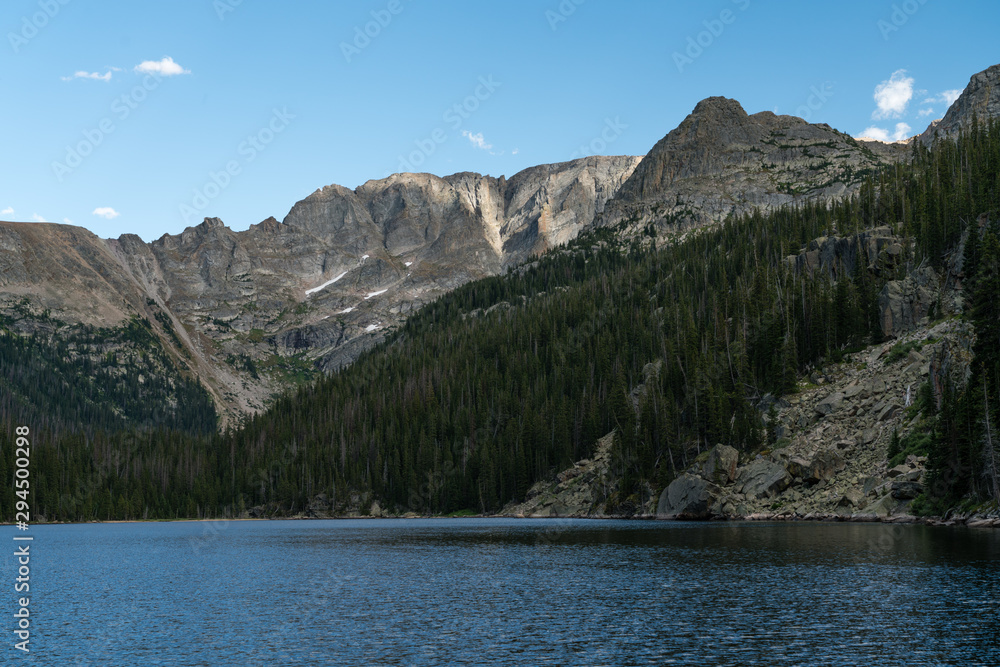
top-left (364, 289), bottom-right (388, 300)
top-left (305, 271), bottom-right (348, 296)
top-left (404, 261), bottom-right (412, 267)
top-left (361, 254), bottom-right (369, 261)
top-left (338, 307), bottom-right (354, 314)
top-left (365, 324), bottom-right (379, 332)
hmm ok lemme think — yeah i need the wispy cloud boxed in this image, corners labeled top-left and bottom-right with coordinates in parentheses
top-left (461, 130), bottom-right (493, 151)
top-left (134, 57), bottom-right (190, 76)
top-left (62, 70), bottom-right (113, 82)
top-left (63, 217), bottom-right (73, 224)
top-left (1, 207), bottom-right (13, 215)
top-left (92, 207), bottom-right (120, 220)
top-left (921, 89), bottom-right (962, 109)
top-left (32, 213), bottom-right (47, 222)
top-left (872, 69), bottom-right (914, 119)
top-left (918, 108), bottom-right (937, 117)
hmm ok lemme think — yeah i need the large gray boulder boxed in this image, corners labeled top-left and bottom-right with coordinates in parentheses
top-left (657, 474), bottom-right (720, 519)
top-left (698, 444), bottom-right (740, 484)
top-left (786, 449), bottom-right (845, 484)
top-left (891, 480), bottom-right (923, 500)
top-left (815, 392), bottom-right (844, 416)
top-left (736, 460), bottom-right (792, 499)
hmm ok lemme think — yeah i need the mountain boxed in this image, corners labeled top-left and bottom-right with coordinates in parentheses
top-left (1, 156), bottom-right (640, 423)
top-left (2, 65), bottom-right (998, 427)
top-left (919, 63), bottom-right (1000, 145)
top-left (601, 96), bottom-right (905, 235)
top-left (3, 63), bottom-right (1000, 525)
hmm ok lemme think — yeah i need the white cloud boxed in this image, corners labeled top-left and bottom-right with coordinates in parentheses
top-left (857, 122), bottom-right (913, 143)
top-left (512, 148), bottom-right (519, 155)
top-left (32, 213), bottom-right (47, 222)
top-left (461, 130), bottom-right (493, 151)
top-left (872, 69), bottom-right (915, 119)
top-left (918, 108), bottom-right (937, 117)
top-left (892, 122), bottom-right (912, 141)
top-left (134, 57), bottom-right (190, 77)
top-left (1, 207), bottom-right (13, 215)
top-left (63, 218), bottom-right (73, 224)
top-left (92, 207), bottom-right (120, 220)
top-left (859, 126), bottom-right (891, 142)
top-left (62, 70), bottom-right (112, 82)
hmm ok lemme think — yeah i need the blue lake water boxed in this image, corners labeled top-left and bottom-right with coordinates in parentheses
top-left (3, 519), bottom-right (1000, 666)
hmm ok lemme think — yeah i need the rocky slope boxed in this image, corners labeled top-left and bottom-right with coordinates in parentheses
top-left (497, 220), bottom-right (1000, 527)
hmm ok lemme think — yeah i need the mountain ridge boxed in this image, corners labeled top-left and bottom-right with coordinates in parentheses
top-left (3, 64), bottom-right (999, 424)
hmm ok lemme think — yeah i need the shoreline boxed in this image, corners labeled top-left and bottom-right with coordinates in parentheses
top-left (5, 511), bottom-right (998, 528)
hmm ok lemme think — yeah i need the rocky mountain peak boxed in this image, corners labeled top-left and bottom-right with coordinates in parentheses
top-left (602, 95), bottom-right (902, 235)
top-left (919, 63), bottom-right (1000, 144)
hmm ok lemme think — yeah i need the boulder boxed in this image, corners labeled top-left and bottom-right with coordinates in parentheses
top-left (657, 474), bottom-right (720, 519)
top-left (698, 444), bottom-right (740, 484)
top-left (736, 460), bottom-right (792, 499)
top-left (887, 464), bottom-right (911, 478)
top-left (844, 382), bottom-right (865, 399)
top-left (815, 392), bottom-right (845, 416)
top-left (862, 476), bottom-right (884, 496)
top-left (837, 488), bottom-right (866, 509)
top-left (786, 449), bottom-right (846, 484)
top-left (866, 493), bottom-right (897, 517)
top-left (877, 403), bottom-right (902, 422)
top-left (891, 480), bottom-right (923, 500)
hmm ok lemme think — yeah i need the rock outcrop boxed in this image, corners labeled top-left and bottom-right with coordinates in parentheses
top-left (878, 266), bottom-right (941, 337)
top-left (657, 473), bottom-right (720, 519)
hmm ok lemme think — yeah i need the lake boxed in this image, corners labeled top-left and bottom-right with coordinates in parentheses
top-left (5, 519), bottom-right (1000, 665)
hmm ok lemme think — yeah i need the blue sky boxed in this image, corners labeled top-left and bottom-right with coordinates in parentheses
top-left (2, 0), bottom-right (998, 241)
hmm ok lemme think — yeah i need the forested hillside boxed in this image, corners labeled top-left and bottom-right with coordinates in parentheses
top-left (3, 121), bottom-right (999, 522)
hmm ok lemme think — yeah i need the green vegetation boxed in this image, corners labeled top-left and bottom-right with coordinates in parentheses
top-left (886, 340), bottom-right (924, 364)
